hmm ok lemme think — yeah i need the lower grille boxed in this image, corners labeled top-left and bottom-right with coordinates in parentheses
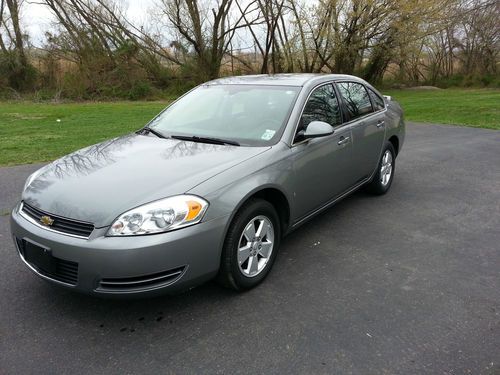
top-left (16, 238), bottom-right (79, 285)
top-left (98, 266), bottom-right (186, 292)
top-left (21, 202), bottom-right (94, 239)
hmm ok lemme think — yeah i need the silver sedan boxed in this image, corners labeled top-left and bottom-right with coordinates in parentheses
top-left (10, 74), bottom-right (405, 296)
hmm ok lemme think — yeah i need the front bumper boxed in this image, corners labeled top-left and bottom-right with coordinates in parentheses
top-left (10, 204), bottom-right (230, 297)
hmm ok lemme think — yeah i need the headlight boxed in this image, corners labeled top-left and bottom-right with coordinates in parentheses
top-left (23, 169), bottom-right (44, 191)
top-left (107, 195), bottom-right (208, 236)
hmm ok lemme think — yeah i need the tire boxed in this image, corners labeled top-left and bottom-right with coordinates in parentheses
top-left (217, 198), bottom-right (281, 291)
top-left (366, 142), bottom-right (396, 195)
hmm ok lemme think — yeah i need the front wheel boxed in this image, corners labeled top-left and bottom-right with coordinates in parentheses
top-left (366, 142), bottom-right (396, 195)
top-left (217, 198), bottom-right (280, 291)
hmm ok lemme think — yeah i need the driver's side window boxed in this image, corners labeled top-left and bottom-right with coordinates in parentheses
top-left (299, 84), bottom-right (341, 135)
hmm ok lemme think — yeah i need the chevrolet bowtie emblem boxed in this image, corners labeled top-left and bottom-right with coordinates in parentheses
top-left (40, 215), bottom-right (54, 226)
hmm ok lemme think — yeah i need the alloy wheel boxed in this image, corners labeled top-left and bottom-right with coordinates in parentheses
top-left (237, 215), bottom-right (275, 277)
top-left (380, 150), bottom-right (393, 186)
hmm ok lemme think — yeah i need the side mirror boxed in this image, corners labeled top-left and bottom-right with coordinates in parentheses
top-left (303, 121), bottom-right (334, 139)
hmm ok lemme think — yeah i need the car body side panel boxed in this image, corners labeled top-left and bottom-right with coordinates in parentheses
top-left (362, 81), bottom-right (405, 154)
top-left (384, 99), bottom-right (405, 153)
top-left (348, 112), bottom-right (386, 181)
top-left (290, 127), bottom-right (354, 219)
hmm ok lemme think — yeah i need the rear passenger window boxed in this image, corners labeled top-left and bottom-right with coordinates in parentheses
top-left (300, 84), bottom-right (341, 129)
top-left (368, 88), bottom-right (385, 111)
top-left (337, 82), bottom-right (373, 120)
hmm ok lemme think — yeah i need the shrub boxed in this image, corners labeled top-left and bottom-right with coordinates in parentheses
top-left (0, 52), bottom-right (38, 91)
top-left (128, 81), bottom-right (152, 100)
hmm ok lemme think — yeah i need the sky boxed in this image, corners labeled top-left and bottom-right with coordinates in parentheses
top-left (23, 0), bottom-right (156, 46)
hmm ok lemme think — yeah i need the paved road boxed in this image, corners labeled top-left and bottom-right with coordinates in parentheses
top-left (0, 123), bottom-right (499, 374)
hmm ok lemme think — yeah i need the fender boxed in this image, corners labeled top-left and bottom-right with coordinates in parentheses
top-left (188, 144), bottom-right (295, 244)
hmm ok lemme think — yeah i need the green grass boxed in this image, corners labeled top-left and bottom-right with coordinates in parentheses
top-left (0, 101), bottom-right (169, 166)
top-left (0, 88), bottom-right (498, 167)
top-left (385, 88), bottom-right (500, 130)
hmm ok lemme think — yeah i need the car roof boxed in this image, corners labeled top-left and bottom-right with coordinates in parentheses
top-left (206, 73), bottom-right (365, 87)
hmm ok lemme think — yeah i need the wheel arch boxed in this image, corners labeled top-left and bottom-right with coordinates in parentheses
top-left (388, 135), bottom-right (400, 156)
top-left (251, 188), bottom-right (291, 236)
top-left (224, 184), bottom-right (292, 240)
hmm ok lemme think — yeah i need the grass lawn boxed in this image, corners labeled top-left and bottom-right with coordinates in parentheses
top-left (385, 88), bottom-right (499, 130)
top-left (0, 88), bottom-right (498, 167)
top-left (0, 101), bottom-right (169, 166)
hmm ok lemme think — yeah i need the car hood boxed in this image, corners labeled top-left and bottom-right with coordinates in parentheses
top-left (23, 134), bottom-right (269, 227)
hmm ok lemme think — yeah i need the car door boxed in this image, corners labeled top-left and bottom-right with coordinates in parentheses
top-left (336, 82), bottom-right (386, 181)
top-left (290, 83), bottom-right (354, 221)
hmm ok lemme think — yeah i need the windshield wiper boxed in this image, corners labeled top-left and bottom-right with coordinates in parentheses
top-left (171, 135), bottom-right (240, 146)
top-left (138, 126), bottom-right (168, 139)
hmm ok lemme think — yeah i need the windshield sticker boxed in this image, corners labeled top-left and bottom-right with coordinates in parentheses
top-left (261, 129), bottom-right (276, 141)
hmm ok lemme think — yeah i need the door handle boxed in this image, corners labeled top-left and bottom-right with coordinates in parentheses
top-left (337, 136), bottom-right (350, 146)
top-left (376, 120), bottom-right (385, 128)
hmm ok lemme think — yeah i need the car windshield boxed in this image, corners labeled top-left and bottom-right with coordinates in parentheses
top-left (148, 84), bottom-right (300, 146)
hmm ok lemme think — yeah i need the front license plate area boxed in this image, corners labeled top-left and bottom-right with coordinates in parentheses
top-left (23, 241), bottom-right (56, 274)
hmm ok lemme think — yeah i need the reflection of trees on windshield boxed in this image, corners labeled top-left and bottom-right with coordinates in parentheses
top-left (26, 135), bottom-right (134, 195)
top-left (338, 82), bottom-right (372, 118)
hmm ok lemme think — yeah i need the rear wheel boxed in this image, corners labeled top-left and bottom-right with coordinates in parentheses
top-left (366, 142), bottom-right (396, 195)
top-left (217, 199), bottom-right (280, 291)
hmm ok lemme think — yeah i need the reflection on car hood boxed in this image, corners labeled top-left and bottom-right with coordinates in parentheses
top-left (23, 134), bottom-right (269, 227)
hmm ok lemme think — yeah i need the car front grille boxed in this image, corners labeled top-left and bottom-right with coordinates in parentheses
top-left (16, 238), bottom-right (79, 285)
top-left (97, 266), bottom-right (186, 292)
top-left (21, 202), bottom-right (94, 239)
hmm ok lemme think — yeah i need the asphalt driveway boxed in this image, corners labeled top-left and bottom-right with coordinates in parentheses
top-left (0, 123), bottom-right (499, 374)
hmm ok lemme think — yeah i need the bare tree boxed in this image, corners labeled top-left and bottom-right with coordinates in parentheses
top-left (1, 0), bottom-right (499, 95)
top-left (0, 0), bottom-right (35, 89)
top-left (161, 0), bottom-right (259, 80)
top-left (455, 0), bottom-right (499, 76)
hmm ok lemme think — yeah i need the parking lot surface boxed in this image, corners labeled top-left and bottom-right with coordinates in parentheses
top-left (0, 123), bottom-right (499, 374)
